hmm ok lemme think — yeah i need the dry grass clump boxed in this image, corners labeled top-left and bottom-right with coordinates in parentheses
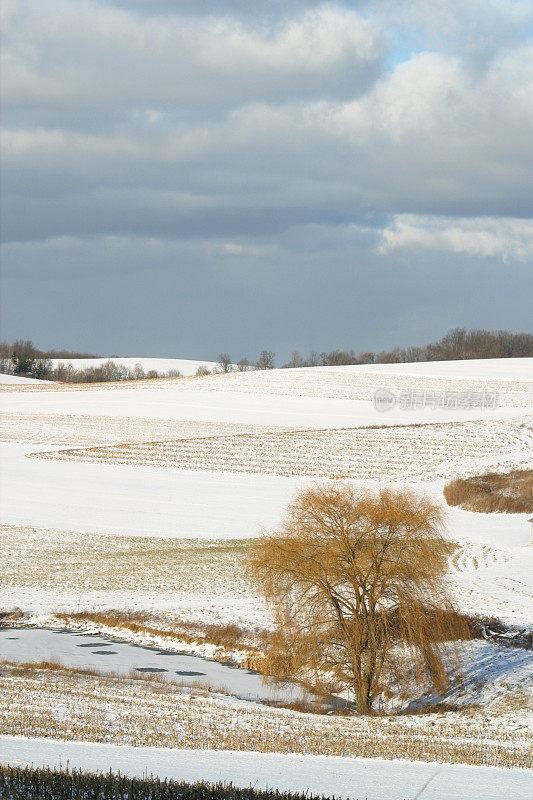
top-left (54, 610), bottom-right (261, 669)
top-left (444, 469), bottom-right (533, 513)
top-left (0, 663), bottom-right (530, 768)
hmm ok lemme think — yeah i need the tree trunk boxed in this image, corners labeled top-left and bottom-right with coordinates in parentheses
top-left (356, 685), bottom-right (372, 714)
top-left (356, 670), bottom-right (373, 714)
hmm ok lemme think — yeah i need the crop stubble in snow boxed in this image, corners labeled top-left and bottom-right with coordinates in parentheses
top-left (28, 420), bottom-right (533, 482)
top-left (0, 665), bottom-right (531, 768)
top-left (0, 526), bottom-right (249, 597)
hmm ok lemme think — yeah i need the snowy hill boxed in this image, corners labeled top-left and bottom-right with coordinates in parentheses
top-left (332, 357), bottom-right (533, 380)
top-left (0, 373), bottom-right (53, 384)
top-left (49, 356), bottom-right (220, 376)
top-left (1, 356), bottom-right (532, 625)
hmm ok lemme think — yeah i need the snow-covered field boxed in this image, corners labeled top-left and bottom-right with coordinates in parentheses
top-left (1, 358), bottom-right (532, 789)
top-left (333, 357), bottom-right (533, 380)
top-left (1, 358), bottom-right (531, 623)
top-left (1, 651), bottom-right (531, 766)
top-left (3, 736), bottom-right (532, 800)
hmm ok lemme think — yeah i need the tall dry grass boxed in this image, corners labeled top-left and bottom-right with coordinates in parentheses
top-left (444, 469), bottom-right (533, 513)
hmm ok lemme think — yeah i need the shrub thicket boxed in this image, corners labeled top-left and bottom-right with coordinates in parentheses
top-left (444, 469), bottom-right (533, 513)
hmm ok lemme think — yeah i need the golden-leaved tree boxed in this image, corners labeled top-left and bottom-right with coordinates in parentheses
top-left (248, 483), bottom-right (469, 713)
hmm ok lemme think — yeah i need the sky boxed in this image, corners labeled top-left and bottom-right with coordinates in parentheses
top-left (1, 0), bottom-right (532, 363)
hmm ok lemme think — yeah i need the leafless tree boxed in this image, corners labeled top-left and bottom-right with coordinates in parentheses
top-left (218, 353), bottom-right (233, 373)
top-left (283, 350), bottom-right (307, 368)
top-left (237, 357), bottom-right (252, 372)
top-left (307, 350), bottom-right (320, 367)
top-left (357, 351), bottom-right (375, 365)
top-left (0, 342), bottom-right (14, 374)
top-left (319, 349), bottom-right (358, 366)
top-left (248, 483), bottom-right (468, 714)
top-left (255, 350), bottom-right (275, 370)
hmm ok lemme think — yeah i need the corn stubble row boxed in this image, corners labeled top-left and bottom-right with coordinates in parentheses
top-left (0, 668), bottom-right (530, 769)
top-left (31, 420), bottom-right (532, 482)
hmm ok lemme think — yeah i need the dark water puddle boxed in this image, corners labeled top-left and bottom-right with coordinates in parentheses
top-left (176, 670), bottom-right (205, 677)
top-left (77, 642), bottom-right (112, 648)
top-left (136, 667), bottom-right (168, 673)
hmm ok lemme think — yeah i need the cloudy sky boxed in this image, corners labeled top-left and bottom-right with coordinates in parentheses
top-left (2, 0), bottom-right (532, 362)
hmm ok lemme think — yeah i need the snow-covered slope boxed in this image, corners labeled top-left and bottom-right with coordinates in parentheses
top-left (0, 374), bottom-right (53, 384)
top-left (330, 357), bottom-right (533, 380)
top-left (1, 358), bottom-right (532, 627)
top-left (49, 357), bottom-right (220, 376)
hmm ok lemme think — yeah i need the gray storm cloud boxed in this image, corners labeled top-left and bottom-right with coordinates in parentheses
top-left (1, 0), bottom-right (532, 358)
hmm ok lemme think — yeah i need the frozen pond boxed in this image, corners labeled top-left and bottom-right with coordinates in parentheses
top-left (0, 627), bottom-right (311, 705)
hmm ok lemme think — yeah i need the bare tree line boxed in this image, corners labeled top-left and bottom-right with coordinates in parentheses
top-left (1, 328), bottom-right (531, 381)
top-left (0, 341), bottom-right (182, 383)
top-left (280, 328), bottom-right (533, 368)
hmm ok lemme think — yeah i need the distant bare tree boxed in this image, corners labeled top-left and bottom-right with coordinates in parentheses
top-left (357, 351), bottom-right (375, 365)
top-left (248, 483), bottom-right (468, 713)
top-left (283, 350), bottom-right (307, 368)
top-left (307, 351), bottom-right (320, 367)
top-left (218, 353), bottom-right (233, 373)
top-left (195, 365), bottom-right (211, 376)
top-left (0, 342), bottom-right (14, 374)
top-left (237, 357), bottom-right (252, 372)
top-left (132, 363), bottom-right (145, 380)
top-left (319, 349), bottom-right (358, 366)
top-left (54, 361), bottom-right (76, 382)
top-left (255, 350), bottom-right (275, 370)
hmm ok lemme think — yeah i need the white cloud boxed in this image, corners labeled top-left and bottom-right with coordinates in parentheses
top-left (2, 0), bottom-right (533, 252)
top-left (2, 0), bottom-right (384, 120)
top-left (378, 215), bottom-right (533, 261)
